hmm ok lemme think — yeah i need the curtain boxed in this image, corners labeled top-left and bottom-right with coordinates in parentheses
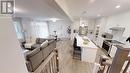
top-left (31, 21), bottom-right (49, 38)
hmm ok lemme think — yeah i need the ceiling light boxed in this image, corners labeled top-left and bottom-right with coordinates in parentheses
top-left (50, 18), bottom-right (59, 22)
top-left (97, 14), bottom-right (101, 17)
top-left (116, 5), bottom-right (120, 8)
top-left (90, 0), bottom-right (96, 3)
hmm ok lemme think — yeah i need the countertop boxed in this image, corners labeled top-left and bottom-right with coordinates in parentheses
top-left (76, 35), bottom-right (98, 49)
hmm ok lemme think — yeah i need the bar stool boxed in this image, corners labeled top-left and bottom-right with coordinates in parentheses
top-left (73, 37), bottom-right (82, 60)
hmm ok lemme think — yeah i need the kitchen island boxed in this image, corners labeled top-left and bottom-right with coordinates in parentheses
top-left (76, 35), bottom-right (99, 63)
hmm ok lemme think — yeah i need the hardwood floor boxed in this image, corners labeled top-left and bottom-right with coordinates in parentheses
top-left (56, 39), bottom-right (105, 73)
top-left (60, 59), bottom-right (94, 73)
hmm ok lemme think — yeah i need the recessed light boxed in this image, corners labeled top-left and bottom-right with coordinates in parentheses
top-left (97, 14), bottom-right (101, 17)
top-left (90, 0), bottom-right (96, 3)
top-left (116, 5), bottom-right (120, 8)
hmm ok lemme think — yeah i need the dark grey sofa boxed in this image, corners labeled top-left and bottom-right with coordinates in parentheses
top-left (31, 38), bottom-right (56, 50)
top-left (25, 47), bottom-right (43, 72)
top-left (25, 39), bottom-right (56, 72)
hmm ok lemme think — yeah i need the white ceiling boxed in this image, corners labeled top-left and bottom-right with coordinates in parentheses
top-left (65, 0), bottom-right (130, 19)
top-left (14, 0), bottom-right (70, 21)
top-left (14, 0), bottom-right (130, 20)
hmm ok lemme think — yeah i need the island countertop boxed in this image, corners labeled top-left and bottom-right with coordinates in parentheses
top-left (76, 35), bottom-right (98, 49)
top-left (75, 35), bottom-right (99, 63)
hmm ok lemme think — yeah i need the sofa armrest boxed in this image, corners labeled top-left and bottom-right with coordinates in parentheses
top-left (26, 61), bottom-right (33, 72)
top-left (25, 47), bottom-right (40, 59)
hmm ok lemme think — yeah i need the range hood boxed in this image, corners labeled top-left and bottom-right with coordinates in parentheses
top-left (110, 27), bottom-right (125, 31)
top-left (109, 27), bottom-right (125, 41)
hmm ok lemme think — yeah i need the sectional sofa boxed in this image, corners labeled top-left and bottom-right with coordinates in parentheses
top-left (24, 38), bottom-right (56, 72)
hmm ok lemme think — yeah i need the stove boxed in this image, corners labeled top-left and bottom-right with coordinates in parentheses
top-left (102, 39), bottom-right (124, 57)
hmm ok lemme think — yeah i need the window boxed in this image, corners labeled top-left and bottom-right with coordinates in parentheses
top-left (13, 21), bottom-right (23, 39)
top-left (31, 21), bottom-right (49, 38)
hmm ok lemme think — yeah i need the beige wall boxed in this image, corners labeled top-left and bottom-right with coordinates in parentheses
top-left (0, 16), bottom-right (28, 73)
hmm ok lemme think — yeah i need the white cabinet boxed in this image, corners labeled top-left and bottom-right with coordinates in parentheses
top-left (76, 36), bottom-right (99, 63)
top-left (82, 48), bottom-right (98, 63)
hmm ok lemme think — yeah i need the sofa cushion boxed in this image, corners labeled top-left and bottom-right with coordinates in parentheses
top-left (25, 47), bottom-right (40, 59)
top-left (24, 42), bottom-right (35, 50)
top-left (41, 46), bottom-right (50, 61)
top-left (40, 40), bottom-right (48, 49)
top-left (36, 38), bottom-right (46, 44)
top-left (41, 40), bottom-right (56, 61)
top-left (31, 44), bottom-right (41, 50)
top-left (31, 40), bottom-right (49, 50)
